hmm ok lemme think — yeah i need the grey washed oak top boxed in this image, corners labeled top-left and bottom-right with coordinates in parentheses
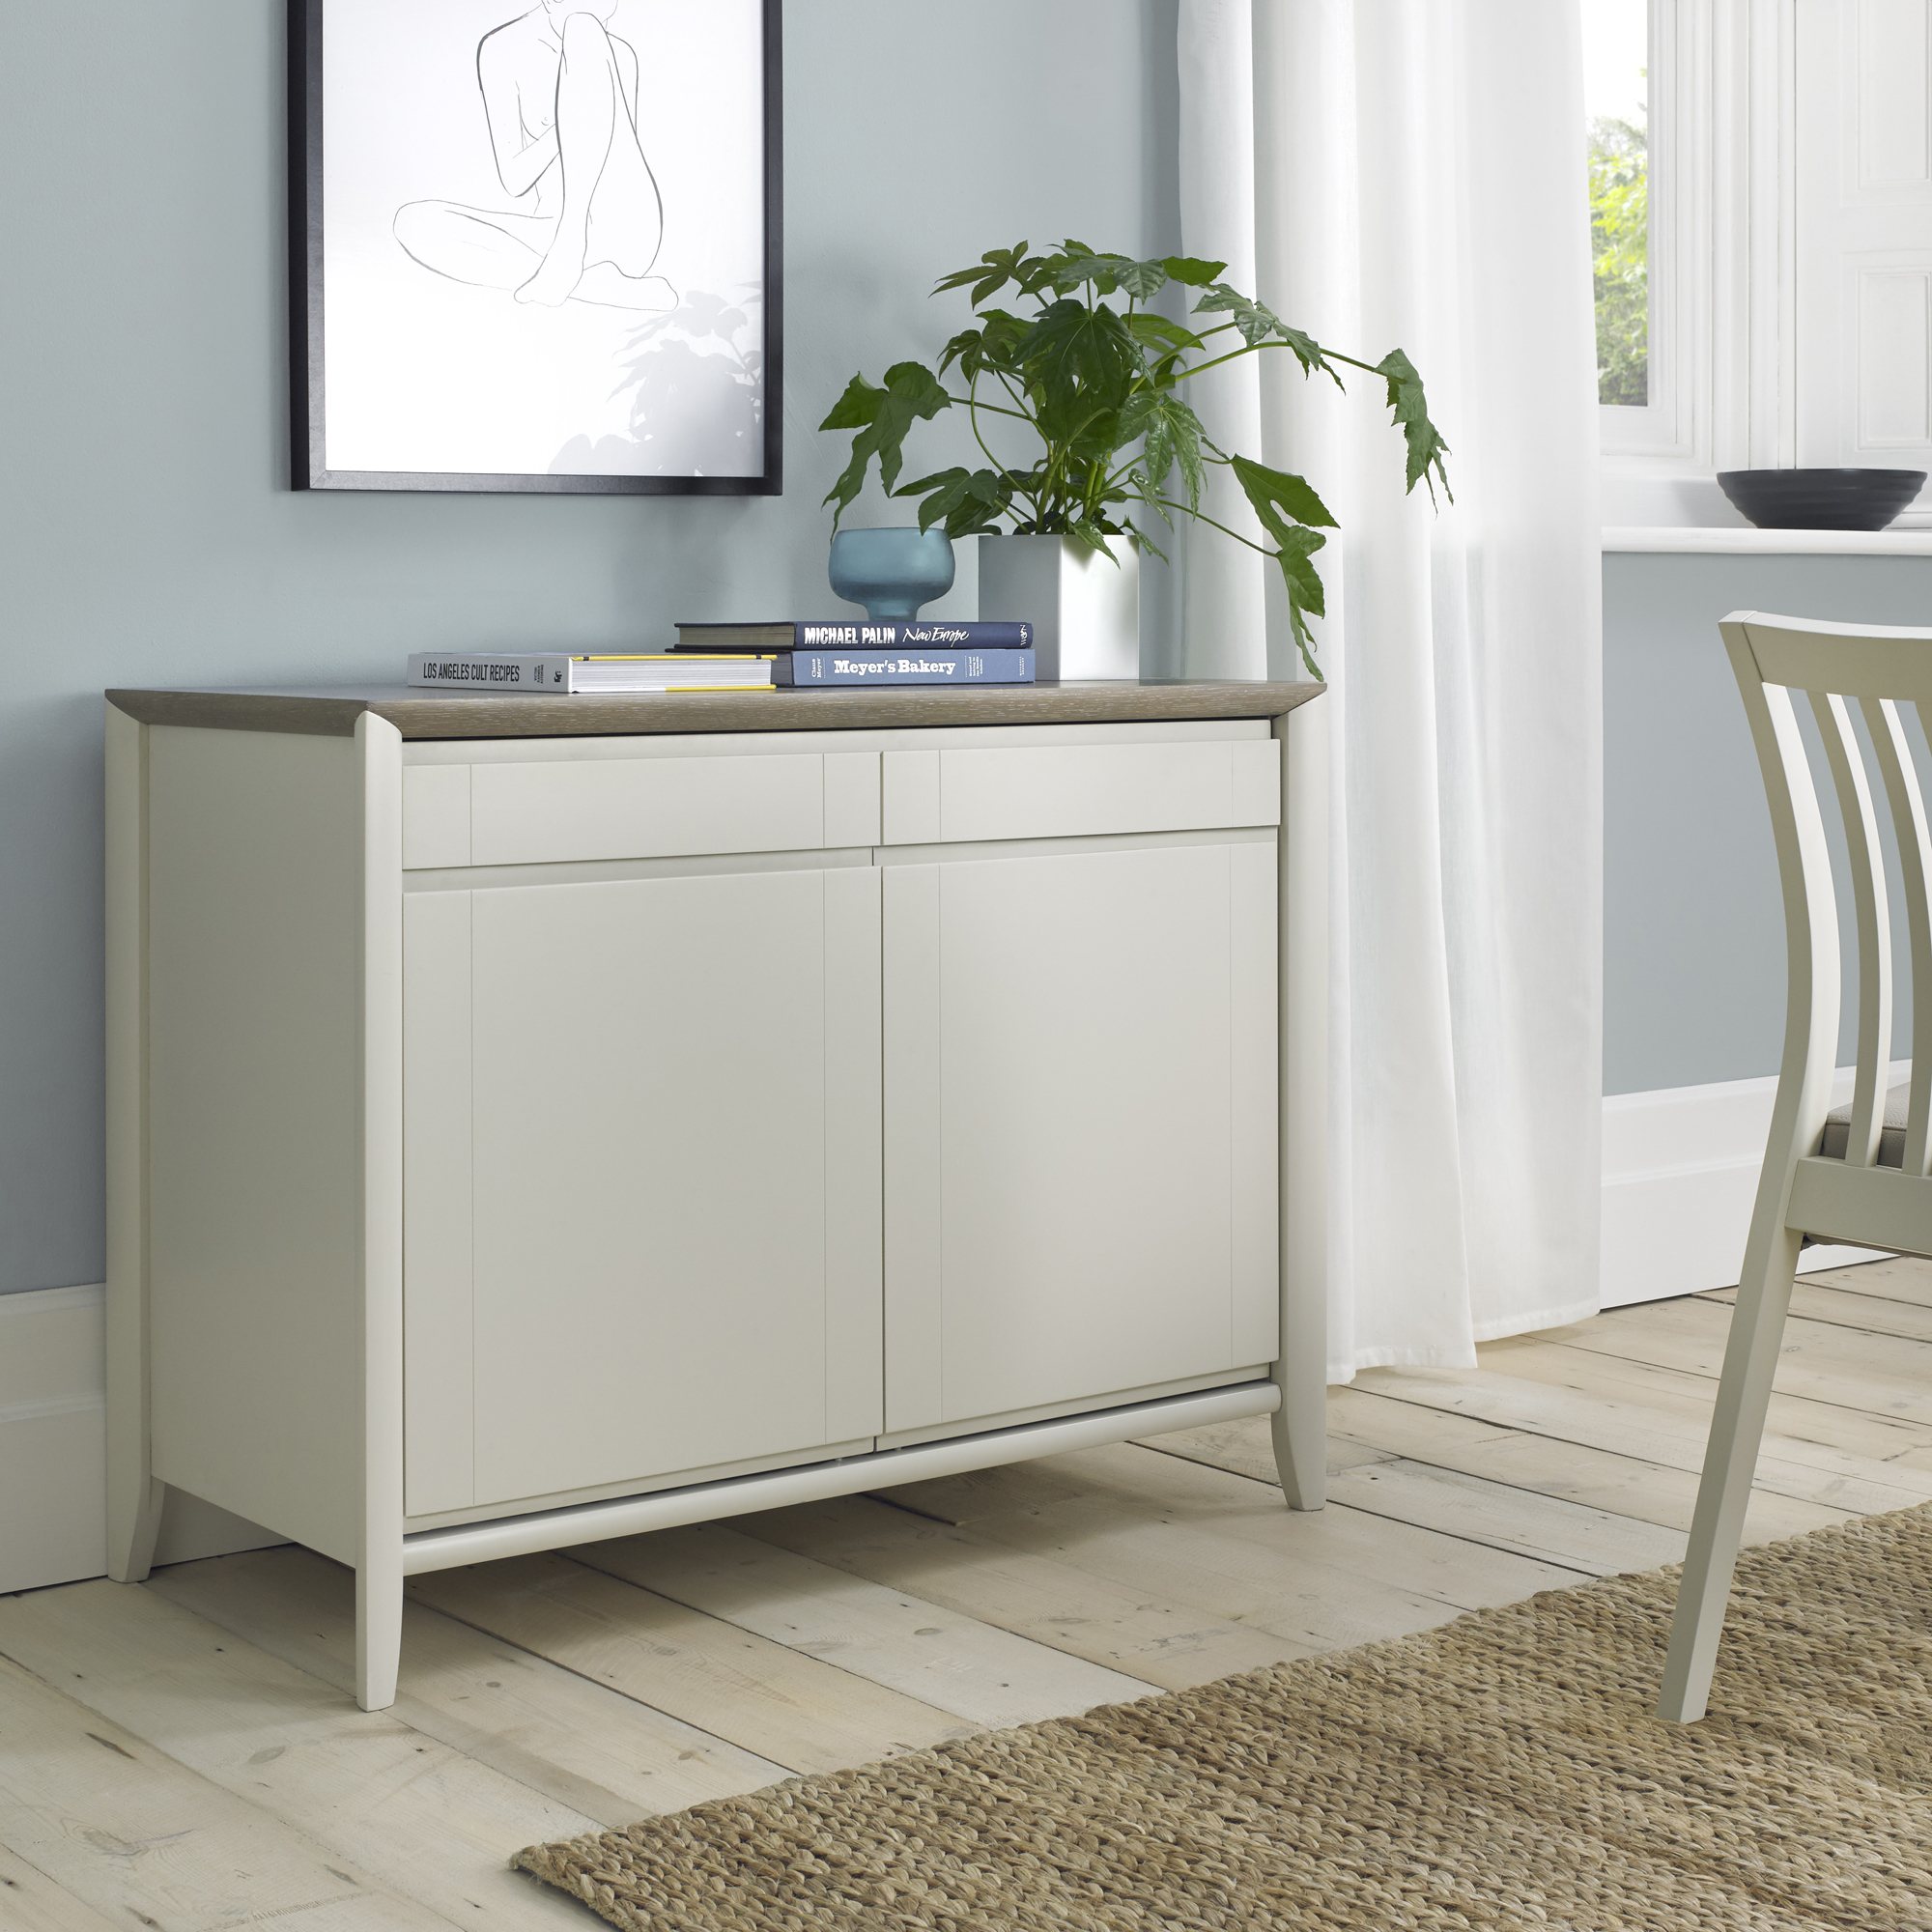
top-left (105, 679), bottom-right (1324, 741)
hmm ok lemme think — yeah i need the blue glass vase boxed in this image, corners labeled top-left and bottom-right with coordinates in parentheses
top-left (828, 527), bottom-right (955, 622)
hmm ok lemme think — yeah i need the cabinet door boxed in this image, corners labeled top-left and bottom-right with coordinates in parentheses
top-left (403, 865), bottom-right (882, 1515)
top-left (883, 838), bottom-right (1278, 1435)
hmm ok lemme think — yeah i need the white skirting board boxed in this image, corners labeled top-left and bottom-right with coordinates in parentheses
top-left (0, 1283), bottom-right (276, 1596)
top-left (1601, 1065), bottom-right (1899, 1308)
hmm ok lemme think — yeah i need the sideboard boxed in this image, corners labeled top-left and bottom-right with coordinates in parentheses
top-left (103, 678), bottom-right (1329, 1710)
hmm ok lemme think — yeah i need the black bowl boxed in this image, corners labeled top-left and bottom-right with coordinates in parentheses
top-left (1716, 467), bottom-right (1926, 531)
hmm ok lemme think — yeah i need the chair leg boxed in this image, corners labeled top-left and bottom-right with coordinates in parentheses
top-left (1657, 1220), bottom-right (1801, 1723)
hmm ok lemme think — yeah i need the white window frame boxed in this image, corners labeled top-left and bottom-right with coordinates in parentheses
top-left (1599, 0), bottom-right (1699, 461)
top-left (1600, 0), bottom-right (1797, 529)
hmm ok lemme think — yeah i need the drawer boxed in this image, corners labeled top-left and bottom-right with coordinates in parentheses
top-left (881, 737), bottom-right (1280, 845)
top-left (403, 751), bottom-right (881, 867)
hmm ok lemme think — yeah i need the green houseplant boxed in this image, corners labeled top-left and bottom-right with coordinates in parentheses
top-left (820, 241), bottom-right (1450, 678)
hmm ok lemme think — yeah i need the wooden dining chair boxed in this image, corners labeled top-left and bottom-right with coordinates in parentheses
top-left (1660, 610), bottom-right (1932, 1722)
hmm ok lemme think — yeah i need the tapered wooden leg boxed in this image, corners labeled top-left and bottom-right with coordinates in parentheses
top-left (355, 1556), bottom-right (404, 1713)
top-left (105, 705), bottom-right (161, 1585)
top-left (1658, 1219), bottom-right (1802, 1722)
top-left (1269, 1360), bottom-right (1326, 1510)
top-left (106, 1476), bottom-right (165, 1584)
top-left (1274, 701), bottom-right (1329, 1512)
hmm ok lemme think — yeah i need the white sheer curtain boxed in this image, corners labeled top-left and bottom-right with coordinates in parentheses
top-left (1178, 0), bottom-right (1604, 1374)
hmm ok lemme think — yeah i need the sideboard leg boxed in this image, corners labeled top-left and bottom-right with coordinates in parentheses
top-left (107, 1478), bottom-right (165, 1584)
top-left (1269, 1363), bottom-right (1326, 1511)
top-left (355, 1558), bottom-right (403, 1712)
top-left (1274, 698), bottom-right (1330, 1511)
top-left (355, 712), bottom-right (407, 1717)
top-left (105, 703), bottom-right (163, 1581)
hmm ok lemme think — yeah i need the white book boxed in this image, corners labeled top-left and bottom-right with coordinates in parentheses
top-left (407, 652), bottom-right (775, 694)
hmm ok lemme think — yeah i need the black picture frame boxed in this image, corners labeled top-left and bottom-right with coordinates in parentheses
top-left (288, 0), bottom-right (782, 495)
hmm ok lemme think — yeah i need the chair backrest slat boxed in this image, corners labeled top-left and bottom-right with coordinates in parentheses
top-left (1860, 697), bottom-right (1932, 1174)
top-left (1722, 619), bottom-right (1844, 1182)
top-left (1808, 690), bottom-right (1891, 1166)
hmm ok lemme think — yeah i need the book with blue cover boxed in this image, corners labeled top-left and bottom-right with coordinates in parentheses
top-left (776, 646), bottom-right (1035, 687)
top-left (676, 619), bottom-right (1034, 653)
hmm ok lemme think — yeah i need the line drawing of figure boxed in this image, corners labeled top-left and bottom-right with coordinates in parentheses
top-left (394, 0), bottom-right (677, 312)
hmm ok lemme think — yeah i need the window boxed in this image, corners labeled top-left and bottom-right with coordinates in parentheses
top-left (1588, 0), bottom-right (1717, 487)
top-left (1586, 2), bottom-right (1651, 410)
top-left (1589, 1), bottom-right (1775, 525)
top-left (1594, 1), bottom-right (1932, 531)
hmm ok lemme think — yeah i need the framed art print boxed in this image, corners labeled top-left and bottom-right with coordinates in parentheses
top-left (290, 0), bottom-right (781, 493)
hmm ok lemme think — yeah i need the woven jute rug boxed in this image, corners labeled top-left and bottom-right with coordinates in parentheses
top-left (515, 1504), bottom-right (1932, 1930)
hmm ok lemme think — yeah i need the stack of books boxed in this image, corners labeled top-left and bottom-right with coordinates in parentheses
top-left (406, 622), bottom-right (1037, 696)
top-left (676, 621), bottom-right (1035, 687)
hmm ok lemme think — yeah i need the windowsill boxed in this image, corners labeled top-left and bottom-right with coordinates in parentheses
top-left (1604, 525), bottom-right (1932, 555)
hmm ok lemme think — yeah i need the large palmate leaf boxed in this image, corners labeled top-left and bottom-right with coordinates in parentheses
top-left (1232, 455), bottom-right (1338, 678)
top-left (1272, 526), bottom-right (1331, 677)
top-left (938, 311), bottom-right (1032, 384)
top-left (1194, 281), bottom-right (1286, 348)
top-left (1129, 313), bottom-right (1209, 389)
top-left (1194, 285), bottom-right (1344, 386)
top-left (933, 242), bottom-right (1032, 307)
top-left (1134, 392), bottom-right (1207, 514)
top-left (895, 465), bottom-right (1017, 539)
top-left (1376, 349), bottom-right (1453, 501)
top-left (1029, 240), bottom-right (1207, 305)
top-left (937, 329), bottom-right (985, 381)
top-left (1065, 253), bottom-right (1172, 300)
top-left (1160, 255), bottom-right (1227, 287)
top-left (1016, 299), bottom-right (1141, 425)
top-left (819, 361), bottom-right (952, 524)
top-left (1230, 454), bottom-right (1337, 539)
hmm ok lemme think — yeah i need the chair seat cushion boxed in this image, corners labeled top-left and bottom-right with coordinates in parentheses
top-left (1820, 1081), bottom-right (1913, 1165)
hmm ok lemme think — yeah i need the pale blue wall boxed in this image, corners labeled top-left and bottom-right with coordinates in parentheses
top-left (1604, 553), bottom-right (1932, 1094)
top-left (0, 0), bottom-right (1182, 1294)
top-left (12, 3), bottom-right (1920, 1292)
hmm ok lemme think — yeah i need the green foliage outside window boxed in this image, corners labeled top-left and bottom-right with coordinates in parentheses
top-left (1590, 114), bottom-right (1649, 408)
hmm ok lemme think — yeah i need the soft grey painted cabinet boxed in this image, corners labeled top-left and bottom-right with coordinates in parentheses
top-left (104, 683), bottom-right (1327, 1712)
top-left (403, 866), bottom-right (884, 1518)
top-left (882, 839), bottom-right (1280, 1435)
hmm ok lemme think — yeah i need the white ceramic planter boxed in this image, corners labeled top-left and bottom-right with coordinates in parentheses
top-left (977, 534), bottom-right (1141, 682)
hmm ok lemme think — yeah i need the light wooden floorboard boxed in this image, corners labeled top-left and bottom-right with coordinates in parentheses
top-left (1535, 1296), bottom-right (1932, 1425)
top-left (145, 1546), bottom-right (787, 1828)
top-left (570, 1521), bottom-right (1156, 1726)
top-left (1362, 1344), bottom-right (1932, 1513)
top-left (0, 1651), bottom-right (444, 1931)
top-left (11, 1262), bottom-right (1928, 1929)
top-left (0, 1583), bottom-right (593, 1928)
top-left (1804, 1254), bottom-right (1932, 1308)
top-left (885, 1440), bottom-right (1591, 1603)
top-left (0, 1846), bottom-right (120, 1932)
top-left (1709, 1275), bottom-right (1932, 1344)
top-left (1151, 1402), bottom-right (1852, 1545)
top-left (411, 1551), bottom-right (976, 1774)
top-left (1323, 1459), bottom-right (1686, 1575)
top-left (737, 1492), bottom-right (1319, 1690)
